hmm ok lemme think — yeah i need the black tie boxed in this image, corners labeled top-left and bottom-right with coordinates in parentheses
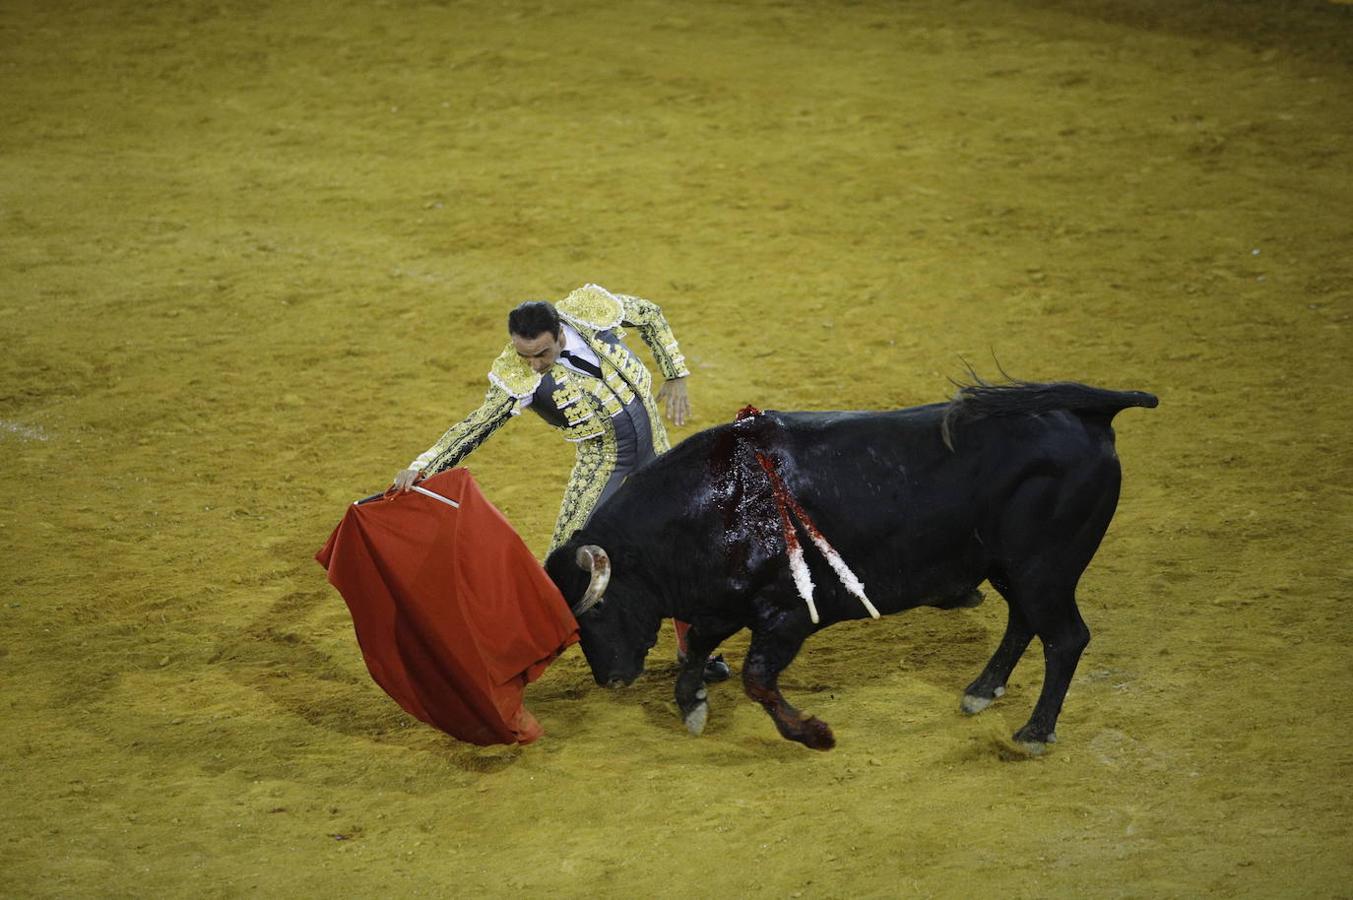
top-left (561, 350), bottom-right (604, 379)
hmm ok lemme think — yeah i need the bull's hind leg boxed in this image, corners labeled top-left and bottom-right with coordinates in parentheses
top-left (1012, 591), bottom-right (1089, 753)
top-left (961, 589), bottom-right (1034, 715)
top-left (991, 460), bottom-right (1119, 752)
top-left (743, 625), bottom-right (834, 751)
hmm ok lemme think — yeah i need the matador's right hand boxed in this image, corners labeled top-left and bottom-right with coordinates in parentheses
top-left (392, 468), bottom-right (422, 493)
top-left (657, 377), bottom-right (691, 427)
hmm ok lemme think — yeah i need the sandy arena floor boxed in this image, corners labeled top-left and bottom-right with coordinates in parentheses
top-left (2, 0), bottom-right (1351, 896)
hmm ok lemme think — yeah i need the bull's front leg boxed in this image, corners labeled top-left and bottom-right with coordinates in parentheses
top-left (743, 625), bottom-right (833, 751)
top-left (674, 622), bottom-right (738, 736)
top-left (674, 657), bottom-right (710, 735)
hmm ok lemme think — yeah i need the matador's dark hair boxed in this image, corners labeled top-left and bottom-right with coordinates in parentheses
top-left (507, 301), bottom-right (562, 339)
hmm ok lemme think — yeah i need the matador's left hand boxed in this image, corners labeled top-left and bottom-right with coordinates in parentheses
top-left (657, 377), bottom-right (691, 427)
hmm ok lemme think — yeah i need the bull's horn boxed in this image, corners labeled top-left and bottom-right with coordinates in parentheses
top-left (573, 545), bottom-right (610, 615)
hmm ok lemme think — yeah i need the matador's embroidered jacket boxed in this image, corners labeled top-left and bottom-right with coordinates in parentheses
top-left (409, 283), bottom-right (691, 551)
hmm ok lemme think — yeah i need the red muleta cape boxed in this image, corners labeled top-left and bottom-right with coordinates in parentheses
top-left (315, 469), bottom-right (578, 745)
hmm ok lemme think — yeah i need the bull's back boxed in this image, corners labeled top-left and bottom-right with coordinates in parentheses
top-left (766, 404), bottom-right (1126, 611)
top-left (590, 390), bottom-right (1141, 614)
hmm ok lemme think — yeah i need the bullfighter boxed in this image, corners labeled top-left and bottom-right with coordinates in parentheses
top-left (391, 282), bottom-right (728, 680)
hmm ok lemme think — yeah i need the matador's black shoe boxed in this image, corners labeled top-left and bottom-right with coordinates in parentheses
top-left (678, 651), bottom-right (733, 683)
top-left (702, 654), bottom-right (732, 683)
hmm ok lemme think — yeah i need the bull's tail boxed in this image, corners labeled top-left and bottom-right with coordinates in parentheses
top-left (942, 380), bottom-right (1157, 449)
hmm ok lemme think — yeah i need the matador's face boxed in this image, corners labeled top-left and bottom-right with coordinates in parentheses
top-left (511, 329), bottom-right (565, 374)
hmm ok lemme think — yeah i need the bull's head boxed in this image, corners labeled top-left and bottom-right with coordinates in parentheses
top-left (547, 543), bottom-right (657, 689)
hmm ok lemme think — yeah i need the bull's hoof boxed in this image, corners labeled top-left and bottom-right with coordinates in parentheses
top-left (961, 694), bottom-right (991, 715)
top-left (961, 685), bottom-right (1004, 715)
top-left (684, 701), bottom-right (709, 736)
top-left (1012, 725), bottom-right (1056, 756)
top-left (799, 716), bottom-right (836, 751)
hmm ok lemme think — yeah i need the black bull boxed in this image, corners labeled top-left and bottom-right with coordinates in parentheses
top-left (545, 381), bottom-right (1157, 752)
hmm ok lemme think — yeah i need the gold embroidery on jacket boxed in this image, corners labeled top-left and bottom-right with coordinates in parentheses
top-left (549, 426), bottom-right (619, 552)
top-left (558, 284), bottom-right (624, 331)
top-left (422, 384), bottom-right (518, 474)
top-left (613, 292), bottom-right (690, 380)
